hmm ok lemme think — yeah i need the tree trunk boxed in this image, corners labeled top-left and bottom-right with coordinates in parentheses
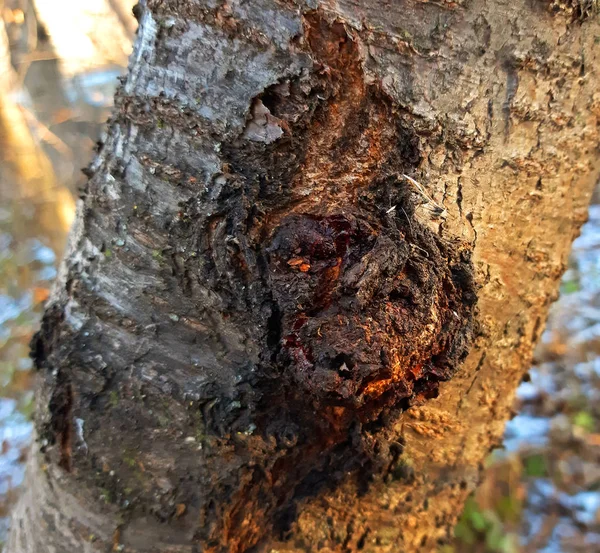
top-left (0, 10), bottom-right (75, 254)
top-left (7, 1), bottom-right (600, 552)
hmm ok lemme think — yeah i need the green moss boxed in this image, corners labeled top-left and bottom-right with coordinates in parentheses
top-left (99, 488), bottom-right (114, 504)
top-left (157, 414), bottom-right (170, 427)
top-left (194, 410), bottom-right (206, 443)
top-left (389, 456), bottom-right (415, 482)
top-left (399, 29), bottom-right (413, 41)
top-left (109, 390), bottom-right (119, 407)
top-left (123, 455), bottom-right (137, 468)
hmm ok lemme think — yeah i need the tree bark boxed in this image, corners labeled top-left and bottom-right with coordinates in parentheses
top-left (7, 1), bottom-right (600, 552)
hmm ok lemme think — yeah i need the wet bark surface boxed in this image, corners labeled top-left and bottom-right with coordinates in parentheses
top-left (8, 1), bottom-right (600, 552)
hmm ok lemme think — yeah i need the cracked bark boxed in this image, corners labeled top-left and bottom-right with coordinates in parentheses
top-left (7, 1), bottom-right (600, 552)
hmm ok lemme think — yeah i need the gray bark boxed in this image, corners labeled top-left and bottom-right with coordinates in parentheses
top-left (7, 1), bottom-right (600, 552)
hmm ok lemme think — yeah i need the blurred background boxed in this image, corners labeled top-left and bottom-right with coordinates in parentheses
top-left (0, 2), bottom-right (599, 551)
top-left (0, 0), bottom-right (135, 544)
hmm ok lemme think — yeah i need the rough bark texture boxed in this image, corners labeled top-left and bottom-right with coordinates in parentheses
top-left (8, 1), bottom-right (600, 552)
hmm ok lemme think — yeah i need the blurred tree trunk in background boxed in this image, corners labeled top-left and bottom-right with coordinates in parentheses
top-left (7, 1), bottom-right (600, 552)
top-left (18, 0), bottom-right (137, 191)
top-left (0, 7), bottom-right (74, 254)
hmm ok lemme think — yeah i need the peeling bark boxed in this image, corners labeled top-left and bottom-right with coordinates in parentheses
top-left (7, 1), bottom-right (600, 552)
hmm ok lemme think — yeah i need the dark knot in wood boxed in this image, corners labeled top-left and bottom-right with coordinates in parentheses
top-left (267, 211), bottom-right (477, 419)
